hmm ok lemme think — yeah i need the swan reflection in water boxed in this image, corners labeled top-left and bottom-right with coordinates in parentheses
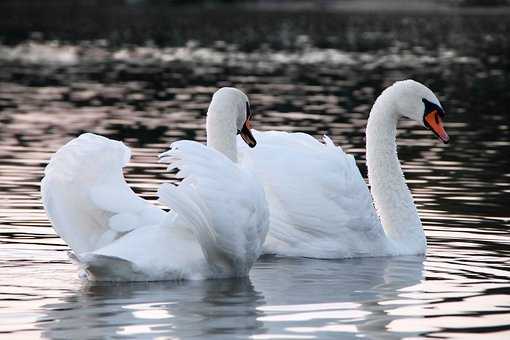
top-left (38, 256), bottom-right (424, 339)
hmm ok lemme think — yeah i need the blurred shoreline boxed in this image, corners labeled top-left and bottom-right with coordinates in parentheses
top-left (1, 0), bottom-right (510, 48)
top-left (244, 0), bottom-right (510, 12)
top-left (1, 0), bottom-right (510, 12)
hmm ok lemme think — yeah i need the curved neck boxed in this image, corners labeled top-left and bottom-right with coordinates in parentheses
top-left (366, 91), bottom-right (426, 251)
top-left (206, 109), bottom-right (238, 162)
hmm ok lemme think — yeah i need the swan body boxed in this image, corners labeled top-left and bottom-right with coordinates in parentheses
top-left (238, 131), bottom-right (387, 258)
top-left (238, 80), bottom-right (449, 259)
top-left (42, 88), bottom-right (269, 281)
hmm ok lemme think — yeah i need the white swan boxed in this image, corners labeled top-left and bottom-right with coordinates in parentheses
top-left (41, 87), bottom-right (269, 281)
top-left (237, 80), bottom-right (449, 258)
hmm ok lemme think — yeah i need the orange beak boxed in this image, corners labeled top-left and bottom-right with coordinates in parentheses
top-left (424, 110), bottom-right (449, 144)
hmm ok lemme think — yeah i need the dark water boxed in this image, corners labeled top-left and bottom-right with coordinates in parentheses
top-left (1, 5), bottom-right (510, 339)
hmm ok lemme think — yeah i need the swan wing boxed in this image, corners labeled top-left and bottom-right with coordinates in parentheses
top-left (238, 130), bottom-right (385, 258)
top-left (41, 133), bottom-right (166, 255)
top-left (158, 140), bottom-right (269, 276)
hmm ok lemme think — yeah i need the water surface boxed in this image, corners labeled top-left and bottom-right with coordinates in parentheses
top-left (0, 6), bottom-right (509, 339)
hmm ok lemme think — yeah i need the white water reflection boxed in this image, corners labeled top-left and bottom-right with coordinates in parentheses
top-left (34, 256), bottom-right (424, 339)
top-left (1, 8), bottom-right (509, 338)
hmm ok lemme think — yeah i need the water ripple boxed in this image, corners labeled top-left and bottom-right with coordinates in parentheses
top-left (0, 10), bottom-right (509, 339)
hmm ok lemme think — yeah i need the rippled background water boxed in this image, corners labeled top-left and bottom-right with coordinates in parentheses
top-left (0, 3), bottom-right (510, 339)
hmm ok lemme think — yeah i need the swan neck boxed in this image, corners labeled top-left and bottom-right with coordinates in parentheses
top-left (366, 91), bottom-right (425, 250)
top-left (206, 109), bottom-right (238, 162)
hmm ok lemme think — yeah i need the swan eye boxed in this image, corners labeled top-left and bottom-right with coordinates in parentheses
top-left (422, 98), bottom-right (445, 120)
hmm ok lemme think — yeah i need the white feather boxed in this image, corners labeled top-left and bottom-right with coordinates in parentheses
top-left (41, 88), bottom-right (269, 281)
top-left (237, 80), bottom-right (442, 258)
top-left (238, 130), bottom-right (387, 259)
top-left (41, 133), bottom-right (166, 255)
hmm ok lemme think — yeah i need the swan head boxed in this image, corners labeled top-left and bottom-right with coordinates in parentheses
top-left (208, 87), bottom-right (256, 147)
top-left (389, 79), bottom-right (449, 144)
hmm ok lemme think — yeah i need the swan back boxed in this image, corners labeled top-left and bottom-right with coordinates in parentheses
top-left (238, 130), bottom-right (387, 258)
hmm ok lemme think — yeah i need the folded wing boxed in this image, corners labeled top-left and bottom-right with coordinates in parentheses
top-left (238, 130), bottom-right (385, 258)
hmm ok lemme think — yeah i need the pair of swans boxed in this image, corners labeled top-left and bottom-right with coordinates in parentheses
top-left (41, 80), bottom-right (449, 281)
